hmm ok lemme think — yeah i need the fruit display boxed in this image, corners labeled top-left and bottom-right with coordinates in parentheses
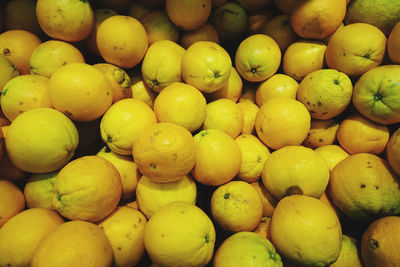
top-left (1, 0), bottom-right (400, 266)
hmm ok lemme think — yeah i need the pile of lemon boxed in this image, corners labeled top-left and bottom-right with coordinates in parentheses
top-left (1, 0), bottom-right (400, 266)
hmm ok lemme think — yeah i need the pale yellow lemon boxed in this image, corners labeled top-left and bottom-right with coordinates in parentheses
top-left (352, 65), bottom-right (400, 125)
top-left (136, 174), bottom-right (197, 219)
top-left (0, 74), bottom-right (51, 121)
top-left (141, 40), bottom-right (185, 92)
top-left (237, 100), bottom-right (259, 135)
top-left (97, 146), bottom-right (141, 200)
top-left (235, 134), bottom-right (270, 183)
top-left (251, 181), bottom-right (278, 217)
top-left (235, 34), bottom-right (281, 82)
top-left (213, 231), bottom-right (283, 267)
top-left (315, 145), bottom-right (349, 171)
top-left (144, 201), bottom-right (216, 267)
top-left (5, 107), bottom-right (79, 173)
top-left (181, 41), bottom-right (232, 93)
top-left (100, 98), bottom-right (157, 155)
top-left (255, 97), bottom-right (311, 150)
top-left (296, 68), bottom-right (353, 120)
top-left (331, 235), bottom-right (363, 267)
top-left (153, 82), bottom-right (207, 133)
top-left (23, 171), bottom-right (58, 210)
top-left (129, 68), bottom-right (157, 108)
top-left (98, 206), bottom-right (147, 267)
top-left (29, 40), bottom-right (85, 78)
top-left (255, 73), bottom-right (299, 107)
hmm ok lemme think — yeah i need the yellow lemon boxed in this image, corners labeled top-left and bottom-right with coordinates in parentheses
top-left (97, 146), bottom-right (141, 200)
top-left (0, 179), bottom-right (25, 227)
top-left (337, 113), bottom-right (390, 155)
top-left (0, 208), bottom-right (64, 267)
top-left (260, 14), bottom-right (298, 52)
top-left (302, 118), bottom-right (340, 149)
top-left (271, 195), bottom-right (342, 266)
top-left (97, 15), bottom-right (148, 68)
top-left (5, 107), bottom-right (79, 173)
top-left (255, 73), bottom-right (299, 107)
top-left (29, 40), bottom-right (85, 78)
top-left (181, 41), bottom-right (232, 93)
top-left (192, 129), bottom-right (242, 186)
top-left (48, 62), bottom-right (113, 122)
top-left (235, 34), bottom-right (281, 82)
top-left (387, 127), bottom-right (400, 176)
top-left (141, 40), bottom-right (186, 92)
top-left (93, 63), bottom-right (132, 104)
top-left (206, 66), bottom-right (243, 103)
top-left (0, 74), bottom-right (51, 121)
top-left (328, 153), bottom-right (400, 222)
top-left (237, 100), bottom-right (259, 134)
top-left (0, 54), bottom-right (18, 92)
top-left (211, 180), bottom-right (263, 232)
top-left (129, 68), bottom-right (157, 108)
top-left (136, 174), bottom-right (197, 219)
top-left (31, 220), bottom-right (113, 267)
top-left (98, 206), bottom-right (147, 267)
top-left (262, 145), bottom-right (330, 199)
top-left (54, 155), bottom-right (122, 222)
top-left (100, 98), bottom-right (157, 155)
top-left (251, 181), bottom-right (278, 217)
top-left (203, 98), bottom-right (244, 139)
top-left (132, 122), bottom-right (196, 183)
top-left (144, 201), bottom-right (216, 267)
top-left (36, 0), bottom-right (94, 42)
top-left (153, 82), bottom-right (206, 132)
top-left (255, 97), bottom-right (311, 150)
top-left (314, 145), bottom-right (349, 171)
top-left (235, 134), bottom-right (270, 183)
top-left (165, 0), bottom-right (212, 30)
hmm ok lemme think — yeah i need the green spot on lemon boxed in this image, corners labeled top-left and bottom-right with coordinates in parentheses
top-left (224, 193), bottom-right (230, 199)
top-left (369, 239), bottom-right (379, 250)
top-left (57, 195), bottom-right (62, 201)
top-left (374, 93), bottom-right (383, 101)
top-left (205, 234), bottom-right (210, 243)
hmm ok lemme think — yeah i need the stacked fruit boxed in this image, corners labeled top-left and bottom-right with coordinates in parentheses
top-left (0, 0), bottom-right (400, 266)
